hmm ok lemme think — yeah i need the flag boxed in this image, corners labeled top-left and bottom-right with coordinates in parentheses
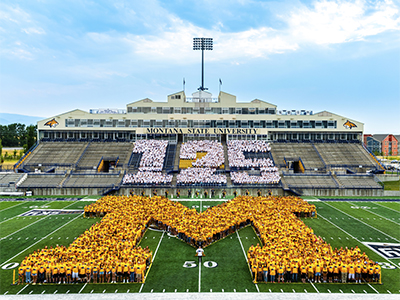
top-left (183, 78), bottom-right (185, 85)
top-left (219, 78), bottom-right (222, 85)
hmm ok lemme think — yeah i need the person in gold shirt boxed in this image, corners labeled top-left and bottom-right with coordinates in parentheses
top-left (373, 262), bottom-right (381, 283)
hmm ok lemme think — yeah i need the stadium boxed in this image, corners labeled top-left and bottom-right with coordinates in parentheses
top-left (0, 32), bottom-right (399, 298)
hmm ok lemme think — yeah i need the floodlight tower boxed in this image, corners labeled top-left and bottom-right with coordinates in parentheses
top-left (193, 37), bottom-right (213, 91)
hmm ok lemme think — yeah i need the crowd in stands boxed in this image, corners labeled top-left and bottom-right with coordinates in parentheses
top-left (123, 171), bottom-right (172, 185)
top-left (180, 140), bottom-right (224, 167)
top-left (122, 140), bottom-right (171, 185)
top-left (177, 167), bottom-right (227, 185)
top-left (231, 170), bottom-right (281, 184)
top-left (227, 140), bottom-right (273, 169)
top-left (133, 140), bottom-right (168, 171)
top-left (19, 195), bottom-right (375, 285)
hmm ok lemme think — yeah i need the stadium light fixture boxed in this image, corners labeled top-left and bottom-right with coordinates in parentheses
top-left (193, 37), bottom-right (213, 91)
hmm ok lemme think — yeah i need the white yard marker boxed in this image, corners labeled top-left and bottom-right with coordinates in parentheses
top-left (363, 290), bottom-right (367, 294)
top-left (210, 289), bottom-right (212, 292)
top-left (234, 289), bottom-right (236, 292)
top-left (66, 290), bottom-right (70, 294)
top-left (90, 290), bottom-right (93, 293)
top-left (327, 289), bottom-right (331, 293)
top-left (340, 289), bottom-right (343, 293)
top-left (198, 254), bottom-right (202, 292)
top-left (280, 289), bottom-right (284, 293)
top-left (53, 290), bottom-right (58, 294)
top-left (387, 290), bottom-right (391, 294)
top-left (1, 213), bottom-right (84, 268)
top-left (174, 289), bottom-right (177, 292)
top-left (292, 289), bottom-right (296, 293)
top-left (3, 291), bottom-right (9, 295)
top-left (368, 283), bottom-right (379, 294)
top-left (115, 289), bottom-right (118, 293)
top-left (127, 289), bottom-right (130, 293)
top-left (351, 290), bottom-right (355, 293)
top-left (236, 230), bottom-right (259, 292)
top-left (41, 290), bottom-right (46, 294)
top-left (16, 284), bottom-right (29, 295)
top-left (78, 282), bottom-right (87, 293)
top-left (269, 289), bottom-right (272, 293)
top-left (186, 289), bottom-right (189, 292)
top-left (102, 290), bottom-right (106, 293)
top-left (245, 289), bottom-right (248, 292)
top-left (310, 282), bottom-right (319, 293)
top-left (29, 291), bottom-right (33, 294)
top-left (304, 289), bottom-right (307, 293)
top-left (162, 289), bottom-right (165, 293)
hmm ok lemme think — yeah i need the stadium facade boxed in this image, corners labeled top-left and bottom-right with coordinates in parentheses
top-left (5, 89), bottom-right (384, 197)
top-left (37, 90), bottom-right (363, 143)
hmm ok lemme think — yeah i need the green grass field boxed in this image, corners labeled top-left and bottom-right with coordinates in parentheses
top-left (0, 196), bottom-right (399, 296)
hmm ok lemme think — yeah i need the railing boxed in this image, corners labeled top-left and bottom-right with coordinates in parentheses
top-left (14, 142), bottom-right (39, 170)
top-left (362, 143), bottom-right (385, 171)
top-left (74, 142), bottom-right (91, 168)
top-left (311, 143), bottom-right (327, 167)
top-left (185, 97), bottom-right (219, 103)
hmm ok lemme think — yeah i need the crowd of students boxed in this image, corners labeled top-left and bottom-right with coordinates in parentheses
top-left (176, 167), bottom-right (227, 185)
top-left (19, 195), bottom-right (375, 285)
top-left (246, 197), bottom-right (379, 284)
top-left (231, 170), bottom-right (281, 184)
top-left (180, 140), bottom-right (224, 168)
top-left (227, 140), bottom-right (273, 169)
top-left (122, 171), bottom-right (173, 185)
top-left (133, 140), bottom-right (168, 171)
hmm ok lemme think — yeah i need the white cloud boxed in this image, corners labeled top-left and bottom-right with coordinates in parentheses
top-left (287, 0), bottom-right (400, 44)
top-left (21, 27), bottom-right (46, 35)
top-left (107, 0), bottom-right (400, 63)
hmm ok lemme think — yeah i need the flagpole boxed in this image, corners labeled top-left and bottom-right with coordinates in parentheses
top-left (183, 78), bottom-right (186, 94)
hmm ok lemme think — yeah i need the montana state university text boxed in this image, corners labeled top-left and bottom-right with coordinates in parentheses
top-left (145, 128), bottom-right (259, 134)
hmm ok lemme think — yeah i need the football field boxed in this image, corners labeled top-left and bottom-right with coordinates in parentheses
top-left (0, 196), bottom-right (399, 296)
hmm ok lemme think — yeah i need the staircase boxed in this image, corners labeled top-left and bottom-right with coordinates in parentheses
top-left (222, 141), bottom-right (230, 171)
top-left (174, 142), bottom-right (182, 171)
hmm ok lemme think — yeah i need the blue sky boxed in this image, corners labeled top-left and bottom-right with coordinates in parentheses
top-left (0, 0), bottom-right (399, 133)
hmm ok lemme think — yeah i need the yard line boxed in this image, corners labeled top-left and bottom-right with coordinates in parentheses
top-left (310, 282), bottom-right (319, 293)
top-left (348, 201), bottom-right (400, 225)
top-left (374, 202), bottom-right (400, 213)
top-left (317, 213), bottom-right (398, 266)
top-left (367, 283), bottom-right (379, 294)
top-left (0, 202), bottom-right (25, 212)
top-left (1, 215), bottom-right (51, 240)
top-left (0, 213), bottom-right (83, 267)
top-left (78, 282), bottom-right (87, 293)
top-left (16, 284), bottom-right (29, 295)
top-left (323, 202), bottom-right (400, 242)
top-left (139, 231), bottom-right (164, 293)
top-left (236, 230), bottom-right (259, 293)
top-left (200, 199), bottom-right (202, 213)
top-left (198, 255), bottom-right (201, 293)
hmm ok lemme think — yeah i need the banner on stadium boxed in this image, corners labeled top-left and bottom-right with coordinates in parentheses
top-left (142, 128), bottom-right (261, 135)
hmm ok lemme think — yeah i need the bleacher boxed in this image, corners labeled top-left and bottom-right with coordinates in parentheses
top-left (284, 174), bottom-right (338, 189)
top-left (77, 142), bottom-right (133, 169)
top-left (22, 142), bottom-right (88, 169)
top-left (0, 173), bottom-right (23, 187)
top-left (335, 175), bottom-right (382, 189)
top-left (314, 143), bottom-right (377, 168)
top-left (18, 174), bottom-right (66, 188)
top-left (63, 174), bottom-right (122, 188)
top-left (270, 142), bottom-right (325, 170)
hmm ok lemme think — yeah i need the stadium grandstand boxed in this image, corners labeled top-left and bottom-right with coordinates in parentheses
top-left (9, 88), bottom-right (385, 197)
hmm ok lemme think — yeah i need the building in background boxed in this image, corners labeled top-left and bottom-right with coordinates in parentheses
top-left (364, 134), bottom-right (398, 156)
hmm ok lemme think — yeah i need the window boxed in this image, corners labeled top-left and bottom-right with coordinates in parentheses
top-left (174, 107), bottom-right (181, 114)
top-left (143, 120), bottom-right (150, 128)
top-left (222, 108), bottom-right (229, 114)
top-left (266, 121), bottom-right (274, 128)
top-left (235, 108), bottom-right (242, 114)
top-left (155, 120), bottom-right (163, 127)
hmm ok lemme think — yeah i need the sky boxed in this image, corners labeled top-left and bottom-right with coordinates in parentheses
top-left (0, 0), bottom-right (399, 134)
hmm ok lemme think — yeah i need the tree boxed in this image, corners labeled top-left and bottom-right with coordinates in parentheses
top-left (0, 138), bottom-right (3, 163)
top-left (26, 125), bottom-right (36, 150)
